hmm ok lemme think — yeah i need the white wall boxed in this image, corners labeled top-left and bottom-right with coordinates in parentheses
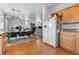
top-left (44, 7), bottom-right (49, 19)
top-left (50, 3), bottom-right (76, 13)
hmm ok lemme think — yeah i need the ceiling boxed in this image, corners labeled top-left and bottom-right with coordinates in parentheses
top-left (0, 3), bottom-right (58, 19)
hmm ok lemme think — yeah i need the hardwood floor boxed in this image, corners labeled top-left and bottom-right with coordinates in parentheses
top-left (5, 38), bottom-right (73, 55)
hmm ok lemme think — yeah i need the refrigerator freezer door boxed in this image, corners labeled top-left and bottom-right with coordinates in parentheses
top-left (48, 18), bottom-right (57, 47)
top-left (43, 21), bottom-right (49, 43)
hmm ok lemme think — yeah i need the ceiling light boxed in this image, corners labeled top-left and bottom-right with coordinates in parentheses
top-left (25, 22), bottom-right (28, 25)
top-left (48, 13), bottom-right (51, 17)
top-left (0, 16), bottom-right (3, 19)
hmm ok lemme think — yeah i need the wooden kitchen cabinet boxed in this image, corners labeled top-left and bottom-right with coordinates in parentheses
top-left (60, 32), bottom-right (75, 52)
top-left (70, 4), bottom-right (79, 22)
top-left (75, 33), bottom-right (79, 54)
top-left (61, 4), bottom-right (79, 23)
top-left (62, 8), bottom-right (71, 23)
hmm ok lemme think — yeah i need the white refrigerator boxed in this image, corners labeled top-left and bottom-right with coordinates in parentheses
top-left (43, 15), bottom-right (59, 48)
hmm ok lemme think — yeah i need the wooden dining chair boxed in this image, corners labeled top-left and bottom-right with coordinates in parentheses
top-left (2, 33), bottom-right (8, 55)
top-left (0, 35), bottom-right (2, 55)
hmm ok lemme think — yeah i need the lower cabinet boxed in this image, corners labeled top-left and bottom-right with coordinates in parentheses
top-left (60, 32), bottom-right (75, 52)
top-left (61, 36), bottom-right (75, 51)
top-left (60, 32), bottom-right (79, 54)
top-left (75, 33), bottom-right (79, 54)
top-left (60, 31), bottom-right (79, 53)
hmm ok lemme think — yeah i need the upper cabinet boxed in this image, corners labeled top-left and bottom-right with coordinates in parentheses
top-left (59, 4), bottom-right (79, 23)
top-left (70, 4), bottom-right (79, 23)
top-left (62, 8), bottom-right (71, 23)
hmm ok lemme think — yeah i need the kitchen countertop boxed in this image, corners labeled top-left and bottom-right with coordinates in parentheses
top-left (62, 29), bottom-right (79, 32)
